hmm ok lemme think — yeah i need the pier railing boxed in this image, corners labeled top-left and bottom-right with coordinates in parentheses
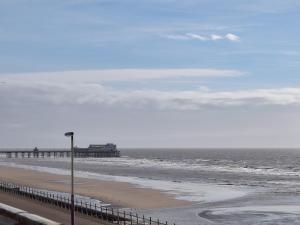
top-left (0, 148), bottom-right (119, 158)
top-left (0, 181), bottom-right (174, 225)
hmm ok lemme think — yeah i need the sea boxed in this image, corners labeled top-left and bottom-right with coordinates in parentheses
top-left (1, 148), bottom-right (300, 225)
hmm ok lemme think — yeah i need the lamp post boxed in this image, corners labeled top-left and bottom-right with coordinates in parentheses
top-left (65, 131), bottom-right (75, 225)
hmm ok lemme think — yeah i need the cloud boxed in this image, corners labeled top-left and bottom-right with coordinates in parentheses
top-left (165, 34), bottom-right (191, 40)
top-left (76, 87), bottom-right (300, 109)
top-left (186, 33), bottom-right (208, 41)
top-left (211, 34), bottom-right (224, 41)
top-left (2, 79), bottom-right (300, 110)
top-left (0, 68), bottom-right (243, 83)
top-left (2, 69), bottom-right (299, 110)
top-left (225, 33), bottom-right (240, 41)
top-left (165, 33), bottom-right (240, 42)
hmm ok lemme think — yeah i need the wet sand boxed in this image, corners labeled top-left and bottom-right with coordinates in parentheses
top-left (0, 165), bottom-right (189, 209)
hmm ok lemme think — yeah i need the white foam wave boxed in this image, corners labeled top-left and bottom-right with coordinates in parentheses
top-left (6, 156), bottom-right (299, 177)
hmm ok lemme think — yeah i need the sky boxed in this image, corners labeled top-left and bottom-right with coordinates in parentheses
top-left (1, 0), bottom-right (300, 148)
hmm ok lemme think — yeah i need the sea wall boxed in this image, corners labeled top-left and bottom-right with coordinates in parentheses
top-left (0, 202), bottom-right (62, 225)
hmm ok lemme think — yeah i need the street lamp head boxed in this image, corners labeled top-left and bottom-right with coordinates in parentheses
top-left (64, 132), bottom-right (74, 137)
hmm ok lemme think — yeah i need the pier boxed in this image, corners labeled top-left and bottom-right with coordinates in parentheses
top-left (0, 149), bottom-right (70, 159)
top-left (0, 144), bottom-right (120, 159)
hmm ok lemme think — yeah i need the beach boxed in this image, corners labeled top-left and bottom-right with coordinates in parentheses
top-left (0, 165), bottom-right (189, 210)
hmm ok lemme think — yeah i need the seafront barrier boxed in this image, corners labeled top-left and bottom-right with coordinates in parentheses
top-left (0, 181), bottom-right (173, 225)
top-left (0, 202), bottom-right (61, 225)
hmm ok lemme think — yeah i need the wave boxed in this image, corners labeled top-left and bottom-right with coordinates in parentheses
top-left (4, 156), bottom-right (299, 177)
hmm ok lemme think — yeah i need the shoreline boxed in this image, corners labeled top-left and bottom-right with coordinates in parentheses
top-left (0, 165), bottom-right (190, 210)
top-left (0, 161), bottom-right (248, 203)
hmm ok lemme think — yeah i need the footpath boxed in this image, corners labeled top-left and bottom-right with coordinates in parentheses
top-left (0, 192), bottom-right (106, 225)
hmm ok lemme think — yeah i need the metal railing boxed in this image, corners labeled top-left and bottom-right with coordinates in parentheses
top-left (0, 181), bottom-right (174, 225)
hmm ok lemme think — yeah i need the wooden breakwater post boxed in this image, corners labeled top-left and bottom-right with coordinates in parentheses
top-left (0, 181), bottom-right (173, 225)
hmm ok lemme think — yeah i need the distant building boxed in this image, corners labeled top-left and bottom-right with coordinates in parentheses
top-left (74, 143), bottom-right (120, 157)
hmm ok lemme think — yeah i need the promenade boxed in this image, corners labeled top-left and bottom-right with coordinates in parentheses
top-left (0, 215), bottom-right (16, 225)
top-left (0, 192), bottom-right (105, 225)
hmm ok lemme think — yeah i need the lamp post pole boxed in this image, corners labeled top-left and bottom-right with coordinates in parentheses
top-left (65, 132), bottom-right (75, 225)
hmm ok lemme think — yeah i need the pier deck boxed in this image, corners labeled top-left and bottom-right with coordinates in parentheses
top-left (0, 148), bottom-right (120, 158)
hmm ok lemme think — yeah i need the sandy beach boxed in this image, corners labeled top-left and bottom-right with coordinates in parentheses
top-left (0, 165), bottom-right (189, 210)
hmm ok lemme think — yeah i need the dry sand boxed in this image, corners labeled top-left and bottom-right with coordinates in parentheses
top-left (0, 165), bottom-right (189, 209)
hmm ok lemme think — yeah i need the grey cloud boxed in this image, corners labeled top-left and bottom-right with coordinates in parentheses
top-left (2, 81), bottom-right (300, 109)
top-left (2, 74), bottom-right (300, 148)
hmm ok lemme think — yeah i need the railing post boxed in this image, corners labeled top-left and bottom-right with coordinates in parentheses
top-left (123, 211), bottom-right (126, 225)
top-left (106, 207), bottom-right (108, 221)
top-left (150, 217), bottom-right (152, 225)
top-left (100, 206), bottom-right (103, 220)
top-left (89, 202), bottom-right (92, 215)
top-left (130, 212), bottom-right (133, 225)
top-left (117, 209), bottom-right (120, 224)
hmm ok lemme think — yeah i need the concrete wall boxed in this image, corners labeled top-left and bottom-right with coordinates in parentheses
top-left (0, 203), bottom-right (62, 225)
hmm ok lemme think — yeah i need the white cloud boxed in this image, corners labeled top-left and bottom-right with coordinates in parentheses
top-left (211, 34), bottom-right (224, 41)
top-left (225, 33), bottom-right (240, 41)
top-left (165, 33), bottom-right (240, 42)
top-left (0, 68), bottom-right (243, 84)
top-left (186, 33), bottom-right (208, 41)
top-left (164, 34), bottom-right (191, 40)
